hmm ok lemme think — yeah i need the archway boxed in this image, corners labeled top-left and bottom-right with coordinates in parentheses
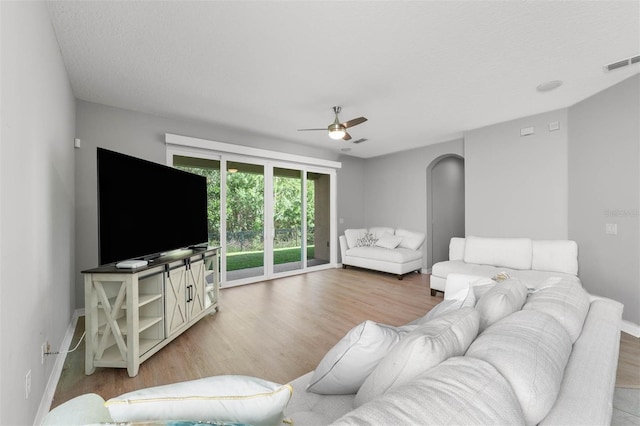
top-left (425, 155), bottom-right (465, 270)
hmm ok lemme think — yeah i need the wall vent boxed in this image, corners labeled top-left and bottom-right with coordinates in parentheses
top-left (604, 54), bottom-right (640, 72)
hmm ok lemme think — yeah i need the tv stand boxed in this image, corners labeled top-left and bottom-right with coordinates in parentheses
top-left (82, 247), bottom-right (219, 377)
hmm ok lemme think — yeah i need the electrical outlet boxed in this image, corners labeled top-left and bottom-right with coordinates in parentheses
top-left (25, 370), bottom-right (31, 399)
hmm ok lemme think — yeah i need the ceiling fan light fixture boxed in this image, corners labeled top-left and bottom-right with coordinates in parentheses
top-left (328, 123), bottom-right (346, 140)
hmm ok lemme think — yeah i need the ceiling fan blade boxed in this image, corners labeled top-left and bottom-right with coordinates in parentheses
top-left (342, 132), bottom-right (352, 141)
top-left (342, 117), bottom-right (367, 128)
top-left (298, 128), bottom-right (327, 131)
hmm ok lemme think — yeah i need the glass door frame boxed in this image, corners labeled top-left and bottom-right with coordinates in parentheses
top-left (166, 143), bottom-right (338, 288)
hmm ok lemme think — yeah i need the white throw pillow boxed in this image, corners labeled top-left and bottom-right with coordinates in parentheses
top-left (375, 233), bottom-right (403, 249)
top-left (105, 375), bottom-right (293, 426)
top-left (466, 310), bottom-right (572, 425)
top-left (523, 279), bottom-right (590, 343)
top-left (394, 228), bottom-right (425, 251)
top-left (475, 278), bottom-right (528, 332)
top-left (354, 308), bottom-right (479, 407)
top-left (306, 321), bottom-right (404, 395)
top-left (344, 228), bottom-right (367, 249)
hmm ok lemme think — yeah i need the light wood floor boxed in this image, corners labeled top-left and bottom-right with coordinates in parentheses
top-left (51, 268), bottom-right (640, 410)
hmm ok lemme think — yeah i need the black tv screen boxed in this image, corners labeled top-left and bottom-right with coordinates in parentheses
top-left (97, 148), bottom-right (208, 265)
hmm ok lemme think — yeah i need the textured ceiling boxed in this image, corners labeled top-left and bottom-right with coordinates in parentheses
top-left (47, 1), bottom-right (640, 158)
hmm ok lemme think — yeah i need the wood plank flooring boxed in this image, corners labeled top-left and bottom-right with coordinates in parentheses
top-left (51, 268), bottom-right (640, 411)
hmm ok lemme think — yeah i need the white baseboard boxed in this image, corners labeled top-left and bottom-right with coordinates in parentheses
top-left (34, 308), bottom-right (84, 426)
top-left (621, 320), bottom-right (640, 338)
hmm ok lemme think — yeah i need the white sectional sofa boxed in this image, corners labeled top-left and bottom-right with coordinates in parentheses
top-left (45, 273), bottom-right (623, 426)
top-left (430, 235), bottom-right (579, 296)
top-left (339, 227), bottom-right (425, 279)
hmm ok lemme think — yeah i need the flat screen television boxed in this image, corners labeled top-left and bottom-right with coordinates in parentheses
top-left (97, 147), bottom-right (208, 265)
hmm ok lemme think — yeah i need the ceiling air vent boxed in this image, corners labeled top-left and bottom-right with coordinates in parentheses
top-left (352, 138), bottom-right (368, 144)
top-left (604, 54), bottom-right (640, 72)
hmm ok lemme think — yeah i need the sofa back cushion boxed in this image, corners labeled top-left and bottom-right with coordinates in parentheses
top-left (475, 278), bottom-right (528, 332)
top-left (334, 357), bottom-right (525, 426)
top-left (449, 237), bottom-right (466, 260)
top-left (531, 240), bottom-right (579, 275)
top-left (355, 308), bottom-right (479, 407)
top-left (523, 278), bottom-right (590, 343)
top-left (466, 310), bottom-right (572, 426)
top-left (463, 236), bottom-right (532, 270)
top-left (395, 228), bottom-right (425, 250)
top-left (344, 228), bottom-right (367, 249)
top-left (368, 227), bottom-right (395, 240)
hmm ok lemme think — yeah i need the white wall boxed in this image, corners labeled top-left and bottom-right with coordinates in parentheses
top-left (568, 75), bottom-right (640, 326)
top-left (464, 109), bottom-right (569, 239)
top-left (75, 100), bottom-right (354, 305)
top-left (0, 2), bottom-right (76, 424)
top-left (361, 139), bottom-right (465, 267)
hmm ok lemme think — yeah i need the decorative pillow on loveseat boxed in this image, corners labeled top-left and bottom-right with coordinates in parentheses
top-left (306, 320), bottom-right (407, 395)
top-left (104, 375), bottom-right (292, 426)
top-left (354, 308), bottom-right (479, 407)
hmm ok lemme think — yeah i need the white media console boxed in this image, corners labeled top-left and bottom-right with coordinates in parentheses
top-left (82, 247), bottom-right (219, 377)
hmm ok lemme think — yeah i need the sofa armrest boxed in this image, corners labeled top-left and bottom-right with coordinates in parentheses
top-left (339, 235), bottom-right (348, 263)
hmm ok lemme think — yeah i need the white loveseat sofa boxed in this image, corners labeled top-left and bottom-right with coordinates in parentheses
top-left (339, 227), bottom-right (425, 279)
top-left (430, 236), bottom-right (579, 296)
top-left (44, 274), bottom-right (623, 426)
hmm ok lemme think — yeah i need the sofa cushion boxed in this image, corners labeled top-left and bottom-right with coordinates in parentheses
top-left (395, 228), bottom-right (425, 250)
top-left (475, 277), bottom-right (528, 332)
top-left (334, 357), bottom-right (526, 426)
top-left (532, 240), bottom-right (579, 275)
top-left (464, 236), bottom-right (533, 270)
top-left (344, 228), bottom-right (367, 249)
top-left (346, 246), bottom-right (422, 263)
top-left (368, 226), bottom-right (395, 240)
top-left (355, 308), bottom-right (479, 407)
top-left (306, 320), bottom-right (405, 395)
top-left (449, 237), bottom-right (466, 260)
top-left (285, 372), bottom-right (355, 425)
top-left (104, 375), bottom-right (293, 425)
top-left (523, 278), bottom-right (590, 343)
top-left (374, 233), bottom-right (403, 249)
top-left (466, 310), bottom-right (572, 426)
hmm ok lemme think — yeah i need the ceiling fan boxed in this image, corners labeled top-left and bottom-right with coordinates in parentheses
top-left (298, 106), bottom-right (367, 140)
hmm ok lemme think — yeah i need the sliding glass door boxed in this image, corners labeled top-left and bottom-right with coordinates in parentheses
top-left (169, 148), bottom-right (336, 287)
top-left (225, 161), bottom-right (265, 282)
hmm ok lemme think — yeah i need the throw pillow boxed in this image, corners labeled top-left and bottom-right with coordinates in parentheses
top-left (306, 321), bottom-right (404, 395)
top-left (354, 308), bottom-right (480, 407)
top-left (522, 279), bottom-right (590, 343)
top-left (344, 228), bottom-right (367, 249)
top-left (355, 232), bottom-right (378, 247)
top-left (394, 228), bottom-right (425, 251)
top-left (374, 233), bottom-right (403, 249)
top-left (104, 375), bottom-right (293, 426)
top-left (466, 310), bottom-right (572, 425)
top-left (475, 277), bottom-right (528, 332)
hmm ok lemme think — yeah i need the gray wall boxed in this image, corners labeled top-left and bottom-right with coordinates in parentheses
top-left (361, 139), bottom-right (465, 267)
top-left (568, 75), bottom-right (640, 326)
top-left (464, 108), bottom-right (569, 239)
top-left (1, 2), bottom-right (76, 424)
top-left (75, 100), bottom-right (351, 306)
